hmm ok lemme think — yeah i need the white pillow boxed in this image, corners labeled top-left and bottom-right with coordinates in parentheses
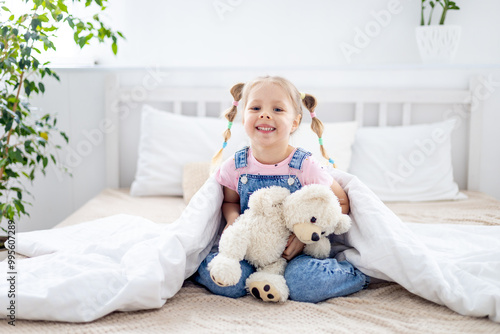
top-left (348, 119), bottom-right (466, 202)
top-left (290, 121), bottom-right (358, 171)
top-left (130, 105), bottom-right (249, 196)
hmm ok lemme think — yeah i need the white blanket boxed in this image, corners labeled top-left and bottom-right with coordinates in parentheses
top-left (1, 170), bottom-right (499, 322)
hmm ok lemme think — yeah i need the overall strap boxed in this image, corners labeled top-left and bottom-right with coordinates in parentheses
top-left (288, 147), bottom-right (312, 171)
top-left (234, 146), bottom-right (249, 169)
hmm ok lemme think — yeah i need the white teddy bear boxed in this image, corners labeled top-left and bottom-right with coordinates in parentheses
top-left (208, 184), bottom-right (351, 302)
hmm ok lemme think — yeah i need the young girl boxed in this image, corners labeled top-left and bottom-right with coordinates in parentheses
top-left (193, 76), bottom-right (369, 303)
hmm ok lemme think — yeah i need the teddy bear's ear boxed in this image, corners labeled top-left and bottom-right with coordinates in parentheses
top-left (248, 186), bottom-right (290, 212)
top-left (286, 184), bottom-right (335, 208)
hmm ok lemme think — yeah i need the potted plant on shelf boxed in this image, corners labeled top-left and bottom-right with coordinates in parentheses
top-left (416, 0), bottom-right (461, 64)
top-left (0, 0), bottom-right (124, 235)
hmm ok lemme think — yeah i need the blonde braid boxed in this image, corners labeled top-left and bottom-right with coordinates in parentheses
top-left (211, 83), bottom-right (244, 166)
top-left (302, 93), bottom-right (336, 168)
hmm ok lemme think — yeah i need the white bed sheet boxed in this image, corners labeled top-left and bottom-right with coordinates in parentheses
top-left (1, 170), bottom-right (499, 323)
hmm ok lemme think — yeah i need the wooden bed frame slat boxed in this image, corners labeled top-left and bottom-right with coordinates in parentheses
top-left (402, 103), bottom-right (412, 126)
top-left (355, 102), bottom-right (364, 126)
top-left (173, 101), bottom-right (181, 114)
top-left (197, 102), bottom-right (206, 117)
top-left (378, 103), bottom-right (388, 127)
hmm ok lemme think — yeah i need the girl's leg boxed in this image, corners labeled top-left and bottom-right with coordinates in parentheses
top-left (284, 254), bottom-right (369, 303)
top-left (192, 252), bottom-right (255, 298)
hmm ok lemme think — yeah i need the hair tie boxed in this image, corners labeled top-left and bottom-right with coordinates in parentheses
top-left (227, 121), bottom-right (233, 129)
top-left (329, 158), bottom-right (336, 168)
top-left (300, 92), bottom-right (306, 100)
top-left (310, 112), bottom-right (317, 118)
top-left (318, 138), bottom-right (324, 145)
top-left (222, 141), bottom-right (227, 149)
top-left (232, 101), bottom-right (239, 107)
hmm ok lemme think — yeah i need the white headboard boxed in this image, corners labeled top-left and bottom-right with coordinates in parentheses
top-left (104, 74), bottom-right (483, 191)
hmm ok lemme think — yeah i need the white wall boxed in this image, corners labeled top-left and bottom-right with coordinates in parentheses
top-left (62, 0), bottom-right (500, 67)
top-left (11, 0), bottom-right (500, 232)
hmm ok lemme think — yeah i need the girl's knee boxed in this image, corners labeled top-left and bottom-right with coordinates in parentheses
top-left (285, 254), bottom-right (334, 277)
top-left (285, 256), bottom-right (368, 303)
top-left (194, 253), bottom-right (255, 299)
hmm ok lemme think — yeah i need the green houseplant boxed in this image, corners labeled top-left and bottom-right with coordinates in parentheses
top-left (420, 0), bottom-right (460, 26)
top-left (416, 0), bottom-right (461, 63)
top-left (0, 0), bottom-right (124, 235)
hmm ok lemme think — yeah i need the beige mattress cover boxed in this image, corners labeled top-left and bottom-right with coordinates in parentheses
top-left (3, 189), bottom-right (500, 333)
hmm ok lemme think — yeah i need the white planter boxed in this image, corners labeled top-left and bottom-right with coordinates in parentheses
top-left (415, 25), bottom-right (461, 64)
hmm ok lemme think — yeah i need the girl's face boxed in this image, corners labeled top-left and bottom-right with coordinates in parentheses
top-left (243, 82), bottom-right (301, 150)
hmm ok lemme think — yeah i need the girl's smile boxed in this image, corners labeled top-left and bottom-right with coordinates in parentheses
top-left (255, 124), bottom-right (276, 133)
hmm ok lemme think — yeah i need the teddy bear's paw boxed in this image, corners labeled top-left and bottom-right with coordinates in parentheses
top-left (334, 214), bottom-right (352, 235)
top-left (248, 281), bottom-right (282, 302)
top-left (211, 275), bottom-right (231, 287)
top-left (208, 255), bottom-right (242, 287)
top-left (246, 273), bottom-right (289, 302)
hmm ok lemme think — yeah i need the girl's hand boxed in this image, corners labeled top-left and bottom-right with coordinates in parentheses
top-left (282, 234), bottom-right (305, 261)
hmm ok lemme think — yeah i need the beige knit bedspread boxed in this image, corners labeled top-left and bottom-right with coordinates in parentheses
top-left (3, 189), bottom-right (500, 333)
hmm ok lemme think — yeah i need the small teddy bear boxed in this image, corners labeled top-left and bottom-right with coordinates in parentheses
top-left (208, 184), bottom-right (351, 303)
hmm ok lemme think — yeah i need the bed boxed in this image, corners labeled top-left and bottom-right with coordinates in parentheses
top-left (2, 74), bottom-right (500, 333)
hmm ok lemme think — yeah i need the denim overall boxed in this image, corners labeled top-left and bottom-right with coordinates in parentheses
top-left (193, 147), bottom-right (369, 302)
top-left (236, 146), bottom-right (308, 214)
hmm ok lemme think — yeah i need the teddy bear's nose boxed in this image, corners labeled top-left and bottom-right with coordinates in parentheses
top-left (311, 232), bottom-right (320, 242)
